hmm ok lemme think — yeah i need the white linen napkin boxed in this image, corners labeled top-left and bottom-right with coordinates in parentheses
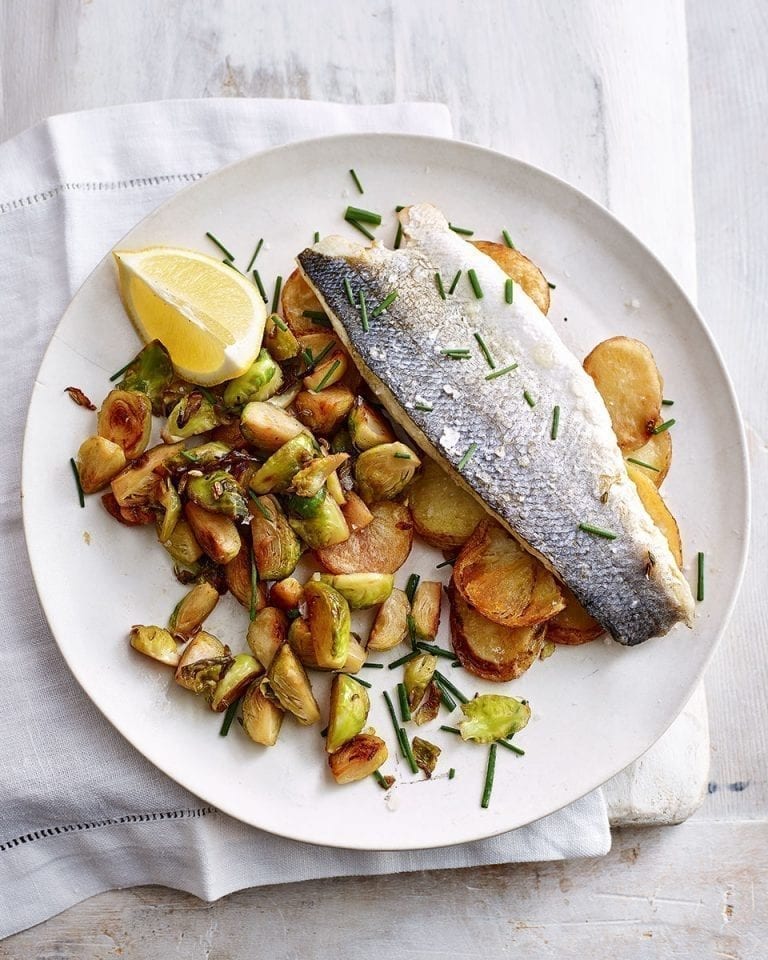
top-left (0, 99), bottom-right (610, 940)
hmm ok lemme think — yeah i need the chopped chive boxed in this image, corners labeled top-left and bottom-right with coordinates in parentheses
top-left (407, 613), bottom-right (417, 650)
top-left (109, 359), bottom-right (133, 382)
top-left (395, 205), bottom-right (405, 212)
top-left (439, 688), bottom-right (457, 712)
top-left (313, 231), bottom-right (320, 244)
top-left (496, 739), bottom-right (525, 756)
top-left (485, 362), bottom-right (518, 381)
top-left (440, 725), bottom-right (461, 735)
top-left (441, 349), bottom-right (471, 359)
top-left (626, 457), bottom-right (660, 472)
top-left (480, 744), bottom-right (497, 808)
top-left (252, 269), bottom-right (268, 302)
top-left (249, 549), bottom-right (259, 621)
top-left (547, 281), bottom-right (556, 289)
top-left (447, 270), bottom-right (462, 295)
top-left (523, 390), bottom-right (536, 408)
top-left (222, 258), bottom-right (243, 273)
top-left (271, 276), bottom-right (283, 314)
top-left (383, 692), bottom-right (417, 772)
top-left (401, 729), bottom-right (419, 774)
top-left (405, 573), bottom-right (420, 604)
top-left (248, 492), bottom-right (273, 520)
top-left (383, 690), bottom-right (401, 731)
top-left (502, 229), bottom-right (515, 249)
top-left (394, 452), bottom-right (412, 460)
top-left (371, 291), bottom-right (398, 317)
top-left (362, 662), bottom-right (384, 669)
top-left (474, 332), bottom-right (496, 369)
top-left (219, 698), bottom-right (240, 737)
top-left (205, 231), bottom-right (234, 261)
top-left (448, 767), bottom-right (456, 780)
top-left (349, 169), bottom-right (364, 194)
top-left (697, 552), bottom-right (705, 602)
top-left (434, 670), bottom-right (469, 704)
top-left (343, 277), bottom-right (355, 305)
top-left (397, 682), bottom-right (411, 722)
top-left (340, 672), bottom-right (372, 689)
top-left (578, 522), bottom-right (618, 540)
top-left (662, 399), bottom-right (675, 406)
top-left (449, 223), bottom-right (474, 236)
top-left (69, 458), bottom-right (85, 508)
top-left (416, 642), bottom-right (456, 662)
top-left (345, 205), bottom-right (382, 226)
top-left (302, 309), bottom-right (328, 321)
top-left (551, 405), bottom-right (561, 440)
top-left (451, 660), bottom-right (461, 668)
top-left (467, 268), bottom-right (484, 299)
top-left (457, 443), bottom-right (478, 470)
top-left (359, 290), bottom-right (369, 332)
top-left (435, 272), bottom-right (446, 300)
top-left (505, 278), bottom-right (515, 304)
top-left (373, 769), bottom-right (389, 789)
top-left (346, 218), bottom-right (376, 241)
top-left (415, 402), bottom-right (434, 412)
top-left (272, 315), bottom-right (288, 332)
top-left (394, 223), bottom-right (403, 249)
top-left (653, 419), bottom-right (676, 434)
top-left (246, 238), bottom-right (264, 271)
top-left (388, 650), bottom-right (421, 670)
top-left (320, 726), bottom-right (328, 738)
top-left (314, 359), bottom-right (341, 392)
top-left (435, 558), bottom-right (455, 569)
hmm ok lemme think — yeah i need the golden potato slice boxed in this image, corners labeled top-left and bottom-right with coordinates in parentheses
top-left (453, 520), bottom-right (537, 626)
top-left (281, 269), bottom-right (331, 336)
top-left (626, 464), bottom-right (683, 567)
top-left (583, 337), bottom-right (663, 452)
top-left (515, 567), bottom-right (566, 627)
top-left (449, 581), bottom-right (546, 682)
top-left (409, 458), bottom-right (488, 550)
top-left (624, 430), bottom-right (672, 488)
top-left (316, 500), bottom-right (413, 574)
top-left (546, 585), bottom-right (604, 645)
top-left (472, 240), bottom-right (551, 314)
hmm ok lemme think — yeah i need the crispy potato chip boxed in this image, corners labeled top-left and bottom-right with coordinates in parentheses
top-left (515, 567), bottom-right (566, 626)
top-left (625, 430), bottom-right (672, 488)
top-left (316, 500), bottom-right (413, 574)
top-left (546, 585), bottom-right (604, 645)
top-left (281, 269), bottom-right (330, 336)
top-left (626, 464), bottom-right (684, 567)
top-left (472, 240), bottom-right (551, 314)
top-left (583, 336), bottom-right (663, 452)
top-left (409, 458), bottom-right (488, 550)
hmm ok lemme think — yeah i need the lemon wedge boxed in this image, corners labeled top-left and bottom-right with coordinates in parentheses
top-left (113, 247), bottom-right (267, 385)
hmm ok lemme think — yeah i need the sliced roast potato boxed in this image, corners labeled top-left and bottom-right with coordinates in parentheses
top-left (409, 458), bottom-right (488, 550)
top-left (546, 585), bottom-right (604, 646)
top-left (472, 240), bottom-right (551, 315)
top-left (316, 500), bottom-right (413, 574)
top-left (624, 429), bottom-right (672, 488)
top-left (281, 268), bottom-right (331, 336)
top-left (626, 464), bottom-right (684, 567)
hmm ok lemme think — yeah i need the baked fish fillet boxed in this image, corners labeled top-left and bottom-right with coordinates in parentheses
top-left (297, 203), bottom-right (694, 645)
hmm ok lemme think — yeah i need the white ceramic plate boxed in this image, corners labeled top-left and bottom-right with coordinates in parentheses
top-left (23, 135), bottom-right (749, 850)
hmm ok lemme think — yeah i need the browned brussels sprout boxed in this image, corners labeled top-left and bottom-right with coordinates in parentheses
top-left (317, 573), bottom-right (393, 610)
top-left (76, 436), bottom-right (126, 493)
top-left (267, 644), bottom-right (321, 725)
top-left (174, 631), bottom-right (230, 691)
top-left (97, 389), bottom-right (152, 460)
top-left (210, 653), bottom-right (263, 712)
top-left (161, 516), bottom-right (204, 566)
top-left (347, 397), bottom-right (396, 451)
top-left (295, 386), bottom-right (355, 435)
top-left (186, 470), bottom-right (249, 520)
top-left (269, 577), bottom-right (305, 612)
top-left (156, 476), bottom-right (182, 542)
top-left (326, 674), bottom-right (370, 753)
top-left (223, 349), bottom-right (283, 408)
top-left (290, 454), bottom-right (349, 499)
top-left (184, 502), bottom-right (241, 565)
top-left (168, 581), bottom-right (220, 640)
top-left (248, 433), bottom-right (317, 495)
top-left (328, 734), bottom-right (388, 784)
top-left (165, 392), bottom-right (222, 440)
top-left (111, 441), bottom-right (185, 508)
top-left (354, 442), bottom-right (421, 504)
top-left (411, 737), bottom-right (441, 777)
top-left (129, 625), bottom-right (179, 666)
top-left (303, 580), bottom-right (351, 670)
top-left (116, 340), bottom-right (174, 415)
top-left (287, 493), bottom-right (350, 549)
top-left (368, 588), bottom-right (410, 651)
top-left (264, 313), bottom-right (300, 361)
top-left (411, 581), bottom-right (442, 641)
top-left (240, 401), bottom-right (307, 452)
top-left (246, 607), bottom-right (288, 669)
top-left (241, 679), bottom-right (285, 745)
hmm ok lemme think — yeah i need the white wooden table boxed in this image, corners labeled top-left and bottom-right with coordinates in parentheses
top-left (1, 0), bottom-right (766, 955)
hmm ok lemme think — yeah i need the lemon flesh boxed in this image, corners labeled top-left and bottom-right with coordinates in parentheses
top-left (114, 247), bottom-right (267, 385)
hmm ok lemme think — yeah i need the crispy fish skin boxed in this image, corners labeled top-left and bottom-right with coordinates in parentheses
top-left (297, 205), bottom-right (694, 645)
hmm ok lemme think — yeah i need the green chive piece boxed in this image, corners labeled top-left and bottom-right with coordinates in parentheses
top-left (474, 332), bottom-right (496, 369)
top-left (252, 269), bottom-right (268, 302)
top-left (345, 206), bottom-right (382, 226)
top-left (440, 725), bottom-right (461, 735)
top-left (481, 744), bottom-right (497, 809)
top-left (349, 169), bottom-right (364, 194)
top-left (467, 268), bottom-right (484, 299)
top-left (416, 642), bottom-right (457, 662)
top-left (359, 290), bottom-right (369, 332)
top-left (272, 315), bottom-right (289, 332)
top-left (485, 363), bottom-right (518, 381)
top-left (401, 729), bottom-right (419, 774)
top-left (108, 359), bottom-right (133, 382)
top-left (441, 349), bottom-right (471, 358)
top-left (434, 670), bottom-right (469, 704)
top-left (505, 277), bottom-right (515, 304)
top-left (343, 277), bottom-right (355, 305)
top-left (248, 492), bottom-right (273, 520)
top-left (502, 230), bottom-right (515, 249)
top-left (249, 550), bottom-right (259, 621)
top-left (415, 402), bottom-right (434, 412)
top-left (395, 205), bottom-right (405, 212)
top-left (320, 726), bottom-right (329, 738)
top-left (523, 390), bottom-right (536, 408)
top-left (626, 457), bottom-right (660, 472)
top-left (69, 458), bottom-right (85, 508)
top-left (223, 259), bottom-right (243, 273)
top-left (551, 405), bottom-right (561, 440)
top-left (383, 690), bottom-right (400, 731)
top-left (246, 238), bottom-right (264, 272)
top-left (662, 399), bottom-right (675, 406)
top-left (397, 682), bottom-right (412, 722)
top-left (205, 231), bottom-right (234, 261)
top-left (578, 522), bottom-right (618, 540)
top-left (449, 767), bottom-right (456, 779)
top-left (383, 692), bottom-right (417, 771)
top-left (439, 688), bottom-right (457, 712)
top-left (496, 739), bottom-right (525, 756)
top-left (697, 551), bottom-right (705, 602)
top-left (362, 662), bottom-right (384, 670)
top-left (405, 573), bottom-right (420, 604)
top-left (449, 223), bottom-right (474, 236)
top-left (394, 223), bottom-right (403, 249)
top-left (346, 218), bottom-right (376, 241)
top-left (313, 231), bottom-right (320, 244)
top-left (435, 558), bottom-right (455, 569)
top-left (653, 419), bottom-right (676, 434)
top-left (373, 769), bottom-right (389, 789)
top-left (270, 275), bottom-right (283, 314)
top-left (302, 309), bottom-right (328, 321)
top-left (340, 672), bottom-right (372, 689)
top-left (304, 341), bottom-right (335, 373)
top-left (547, 281), bottom-right (556, 289)
top-left (451, 660), bottom-right (461, 668)
top-left (435, 272), bottom-right (446, 300)
top-left (407, 613), bottom-right (417, 650)
top-left (447, 270), bottom-right (462, 295)
top-left (457, 443), bottom-right (478, 471)
top-left (394, 452), bottom-right (412, 460)
top-left (219, 698), bottom-right (240, 737)
top-left (314, 359), bottom-right (341, 392)
top-left (388, 650), bottom-right (420, 670)
top-left (371, 291), bottom-right (398, 317)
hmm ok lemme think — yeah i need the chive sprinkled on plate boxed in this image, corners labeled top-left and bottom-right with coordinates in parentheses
top-left (405, 573), bottom-right (420, 604)
top-left (394, 452), bottom-right (412, 460)
top-left (523, 390), bottom-right (536, 407)
top-left (440, 725), bottom-right (461, 735)
top-left (495, 738), bottom-right (525, 756)
top-left (252, 269), bottom-right (268, 302)
top-left (434, 670), bottom-right (469, 704)
top-left (395, 205), bottom-right (405, 212)
top-left (109, 359), bottom-right (133, 382)
top-left (547, 281), bottom-right (556, 289)
top-left (246, 238), bottom-right (263, 272)
top-left (314, 359), bottom-right (341, 391)
top-left (271, 276), bottom-right (283, 313)
top-left (505, 277), bottom-right (515, 304)
top-left (69, 458), bottom-right (85, 508)
top-left (457, 442), bottom-right (478, 470)
top-left (626, 457), bottom-right (660, 472)
top-left (272, 314), bottom-right (288, 332)
top-left (345, 205), bottom-right (382, 226)
top-left (313, 231), bottom-right (320, 244)
top-left (397, 682), bottom-right (411, 722)
top-left (474, 331), bottom-right (496, 369)
top-left (219, 698), bottom-right (240, 737)
top-left (342, 672), bottom-right (371, 689)
top-left (481, 743), bottom-right (497, 808)
top-left (653, 418), bottom-right (676, 434)
top-left (222, 259), bottom-right (242, 273)
top-left (371, 290), bottom-right (398, 317)
top-left (349, 168), bottom-right (364, 194)
top-left (662, 399), bottom-right (675, 406)
top-left (439, 688), bottom-right (457, 712)
top-left (435, 558), bottom-right (455, 569)
top-left (343, 277), bottom-right (355, 305)
top-left (205, 231), bottom-right (234, 261)
top-left (302, 309), bottom-right (327, 321)
top-left (485, 362), bottom-right (518, 381)
top-left (467, 268), bottom-right (484, 299)
top-left (361, 662), bottom-right (384, 669)
top-left (401, 730), bottom-right (419, 774)
top-left (415, 402), bottom-right (434, 412)
top-left (373, 769), bottom-right (390, 789)
top-left (502, 229), bottom-right (515, 249)
top-left (578, 522), bottom-right (618, 540)
top-left (388, 650), bottom-right (420, 670)
top-left (441, 348), bottom-right (471, 359)
top-left (416, 642), bottom-right (457, 661)
top-left (449, 223), bottom-right (474, 236)
top-left (359, 290), bottom-right (369, 332)
top-left (448, 768), bottom-right (456, 780)
top-left (551, 405), bottom-right (561, 440)
top-left (407, 613), bottom-right (417, 649)
top-left (697, 551), bottom-right (705, 601)
top-left (435, 272), bottom-right (446, 300)
top-left (248, 493), bottom-right (273, 520)
top-left (394, 222), bottom-right (403, 249)
top-left (448, 270), bottom-right (462, 295)
top-left (346, 218), bottom-right (376, 241)
top-left (249, 549), bottom-right (259, 620)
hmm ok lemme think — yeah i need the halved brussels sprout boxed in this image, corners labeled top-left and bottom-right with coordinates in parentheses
top-left (326, 674), bottom-right (370, 753)
top-left (330, 427), bottom-right (354, 455)
top-left (343, 634), bottom-right (367, 673)
top-left (209, 420), bottom-right (250, 450)
top-left (186, 470), bottom-right (249, 520)
top-left (267, 644), bottom-right (321, 725)
top-left (295, 386), bottom-right (355, 435)
top-left (303, 350), bottom-right (349, 392)
top-left (326, 470), bottom-right (346, 506)
top-left (174, 631), bottom-right (229, 691)
top-left (413, 681), bottom-right (441, 726)
top-left (246, 607), bottom-right (288, 669)
top-left (129, 625), bottom-right (179, 666)
top-left (411, 581), bottom-right (442, 641)
top-left (77, 436), bottom-right (126, 493)
top-left (97, 389), bottom-right (152, 460)
top-left (265, 383), bottom-right (302, 411)
top-left (117, 340), bottom-right (174, 415)
top-left (240, 401), bottom-right (307, 452)
top-left (172, 441), bottom-right (232, 468)
top-left (241, 678), bottom-right (285, 745)
top-left (210, 653), bottom-right (264, 712)
top-left (328, 734), bottom-right (388, 784)
top-left (348, 397), bottom-right (396, 451)
top-left (250, 495), bottom-right (302, 580)
top-left (284, 485), bottom-right (327, 519)
top-left (403, 653), bottom-right (437, 710)
top-left (317, 573), bottom-right (394, 609)
top-left (269, 577), bottom-right (304, 611)
top-left (165, 392), bottom-right (221, 440)
top-left (288, 493), bottom-right (350, 549)
top-left (248, 433), bottom-right (317, 495)
top-left (264, 313), bottom-right (300, 361)
top-left (169, 581), bottom-right (220, 639)
top-left (160, 516), bottom-right (204, 565)
top-left (111, 441), bottom-right (185, 508)
top-left (340, 491), bottom-right (374, 532)
top-left (156, 477), bottom-right (182, 542)
top-left (224, 538), bottom-right (267, 610)
top-left (411, 737), bottom-right (441, 777)
top-left (354, 443), bottom-right (421, 504)
top-left (458, 694), bottom-right (531, 743)
top-left (184, 502), bottom-right (241, 565)
top-left (303, 581), bottom-right (351, 670)
top-left (176, 655), bottom-right (232, 698)
top-left (223, 349), bottom-right (283, 408)
top-left (368, 588), bottom-right (410, 651)
top-left (291, 453), bottom-right (349, 499)
top-left (286, 617), bottom-right (317, 667)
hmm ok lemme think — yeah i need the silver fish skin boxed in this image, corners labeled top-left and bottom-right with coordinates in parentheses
top-left (297, 204), bottom-right (694, 645)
